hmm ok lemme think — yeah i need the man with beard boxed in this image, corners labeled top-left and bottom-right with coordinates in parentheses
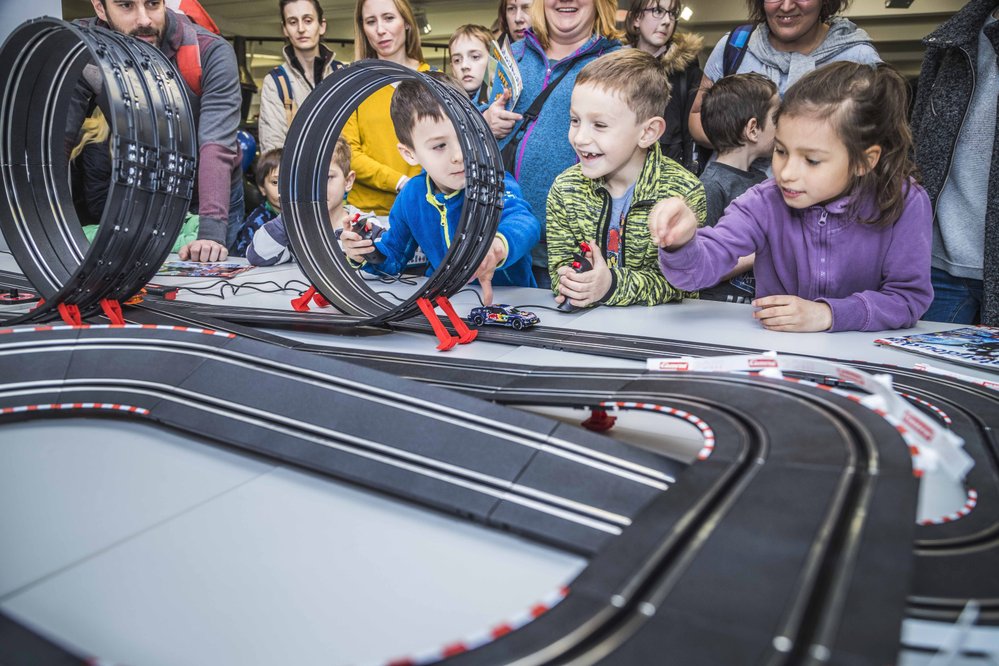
top-left (76, 0), bottom-right (243, 262)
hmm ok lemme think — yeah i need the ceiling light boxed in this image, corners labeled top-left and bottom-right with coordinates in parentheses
top-left (679, 6), bottom-right (693, 21)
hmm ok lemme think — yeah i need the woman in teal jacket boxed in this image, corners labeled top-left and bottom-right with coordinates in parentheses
top-left (484, 0), bottom-right (622, 282)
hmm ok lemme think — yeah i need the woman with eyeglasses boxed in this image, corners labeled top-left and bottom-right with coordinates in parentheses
top-left (624, 0), bottom-right (705, 173)
top-left (688, 0), bottom-right (880, 150)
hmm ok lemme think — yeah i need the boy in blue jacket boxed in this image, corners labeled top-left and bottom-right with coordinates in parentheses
top-left (341, 76), bottom-right (540, 304)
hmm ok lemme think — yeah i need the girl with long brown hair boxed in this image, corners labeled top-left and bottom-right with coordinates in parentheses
top-left (654, 62), bottom-right (934, 333)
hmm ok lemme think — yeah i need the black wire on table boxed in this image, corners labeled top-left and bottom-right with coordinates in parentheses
top-left (174, 278), bottom-right (313, 300)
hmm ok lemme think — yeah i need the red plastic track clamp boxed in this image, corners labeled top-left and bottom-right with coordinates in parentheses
top-left (291, 286), bottom-right (317, 312)
top-left (582, 408), bottom-right (617, 432)
top-left (56, 303), bottom-right (84, 327)
top-left (99, 298), bottom-right (126, 326)
top-left (417, 297), bottom-right (458, 351)
top-left (435, 296), bottom-right (477, 344)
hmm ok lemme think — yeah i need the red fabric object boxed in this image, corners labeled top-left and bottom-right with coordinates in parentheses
top-left (416, 298), bottom-right (458, 351)
top-left (167, 0), bottom-right (221, 34)
top-left (175, 43), bottom-right (203, 96)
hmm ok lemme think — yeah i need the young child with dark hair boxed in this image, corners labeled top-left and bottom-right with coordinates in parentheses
top-left (696, 73), bottom-right (778, 302)
top-left (547, 48), bottom-right (705, 308)
top-left (341, 73), bottom-right (540, 304)
top-left (247, 138), bottom-right (377, 266)
top-left (231, 148), bottom-right (283, 257)
top-left (699, 73), bottom-right (778, 226)
top-left (653, 61), bottom-right (933, 332)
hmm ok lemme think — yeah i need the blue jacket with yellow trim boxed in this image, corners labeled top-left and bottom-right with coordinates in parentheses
top-left (365, 171), bottom-right (540, 287)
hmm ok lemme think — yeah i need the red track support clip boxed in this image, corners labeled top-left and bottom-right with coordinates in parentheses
top-left (99, 299), bottom-right (126, 326)
top-left (291, 286), bottom-right (317, 312)
top-left (582, 408), bottom-right (617, 432)
top-left (435, 296), bottom-right (477, 344)
top-left (56, 303), bottom-right (84, 327)
top-left (417, 297), bottom-right (458, 351)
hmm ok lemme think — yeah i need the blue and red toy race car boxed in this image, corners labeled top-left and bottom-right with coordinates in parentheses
top-left (467, 304), bottom-right (540, 330)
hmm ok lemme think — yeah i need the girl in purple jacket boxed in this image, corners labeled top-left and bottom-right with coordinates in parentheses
top-left (652, 61), bottom-right (933, 332)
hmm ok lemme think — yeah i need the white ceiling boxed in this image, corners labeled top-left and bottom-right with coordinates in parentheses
top-left (62, 0), bottom-right (967, 75)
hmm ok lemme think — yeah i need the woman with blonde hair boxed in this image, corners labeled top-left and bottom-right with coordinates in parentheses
top-left (483, 0), bottom-right (622, 281)
top-left (342, 0), bottom-right (429, 215)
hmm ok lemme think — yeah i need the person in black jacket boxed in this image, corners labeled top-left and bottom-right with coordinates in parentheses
top-left (624, 0), bottom-right (705, 173)
top-left (911, 0), bottom-right (999, 326)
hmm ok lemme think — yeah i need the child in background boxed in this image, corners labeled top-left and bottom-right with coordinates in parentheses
top-left (232, 149), bottom-right (283, 257)
top-left (547, 49), bottom-right (705, 309)
top-left (448, 25), bottom-right (493, 105)
top-left (699, 73), bottom-right (778, 226)
top-left (696, 73), bottom-right (778, 303)
top-left (654, 62), bottom-right (933, 332)
top-left (342, 74), bottom-right (540, 305)
top-left (247, 138), bottom-right (377, 266)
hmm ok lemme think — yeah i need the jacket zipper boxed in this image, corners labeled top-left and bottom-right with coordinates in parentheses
top-left (817, 209), bottom-right (828, 295)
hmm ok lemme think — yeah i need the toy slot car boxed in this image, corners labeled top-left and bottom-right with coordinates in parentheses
top-left (468, 304), bottom-right (540, 330)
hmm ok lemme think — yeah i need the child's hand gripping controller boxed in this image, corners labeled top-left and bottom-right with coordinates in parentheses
top-left (557, 241), bottom-right (593, 313)
top-left (351, 215), bottom-right (383, 242)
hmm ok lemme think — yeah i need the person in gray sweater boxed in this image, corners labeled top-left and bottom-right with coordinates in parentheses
top-left (912, 0), bottom-right (999, 327)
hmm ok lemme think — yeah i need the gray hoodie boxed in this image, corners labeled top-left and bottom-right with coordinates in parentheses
top-left (705, 18), bottom-right (881, 94)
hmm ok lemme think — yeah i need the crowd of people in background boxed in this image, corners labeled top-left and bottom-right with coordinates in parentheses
top-left (72, 0), bottom-right (999, 330)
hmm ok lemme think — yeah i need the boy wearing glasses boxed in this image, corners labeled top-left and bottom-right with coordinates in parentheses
top-left (624, 0), bottom-right (705, 173)
top-left (547, 50), bottom-right (705, 309)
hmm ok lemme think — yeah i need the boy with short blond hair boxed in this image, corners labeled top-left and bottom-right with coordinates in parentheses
top-left (342, 74), bottom-right (540, 304)
top-left (548, 49), bottom-right (705, 308)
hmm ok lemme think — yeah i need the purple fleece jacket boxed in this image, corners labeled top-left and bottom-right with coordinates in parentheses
top-left (659, 179), bottom-right (934, 332)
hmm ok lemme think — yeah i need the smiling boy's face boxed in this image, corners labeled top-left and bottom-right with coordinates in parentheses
top-left (568, 82), bottom-right (662, 193)
top-left (397, 116), bottom-right (466, 195)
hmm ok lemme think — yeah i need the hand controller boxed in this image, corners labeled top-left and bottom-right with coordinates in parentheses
top-left (351, 216), bottom-right (383, 242)
top-left (557, 241), bottom-right (592, 313)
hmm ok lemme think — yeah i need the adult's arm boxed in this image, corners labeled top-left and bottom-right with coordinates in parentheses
top-left (193, 39), bottom-right (242, 245)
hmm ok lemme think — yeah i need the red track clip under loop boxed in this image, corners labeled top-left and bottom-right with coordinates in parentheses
top-left (582, 408), bottom-right (617, 432)
top-left (417, 298), bottom-right (458, 351)
top-left (435, 296), bottom-right (477, 344)
top-left (312, 291), bottom-right (330, 308)
top-left (291, 286), bottom-right (317, 312)
top-left (56, 303), bottom-right (84, 327)
top-left (99, 299), bottom-right (126, 326)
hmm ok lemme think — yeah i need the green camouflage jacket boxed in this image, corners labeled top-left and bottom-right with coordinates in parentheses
top-left (546, 143), bottom-right (706, 306)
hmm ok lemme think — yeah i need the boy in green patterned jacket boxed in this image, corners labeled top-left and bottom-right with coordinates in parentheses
top-left (548, 49), bottom-right (706, 308)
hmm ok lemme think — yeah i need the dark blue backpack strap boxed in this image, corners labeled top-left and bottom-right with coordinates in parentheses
top-left (723, 23), bottom-right (756, 77)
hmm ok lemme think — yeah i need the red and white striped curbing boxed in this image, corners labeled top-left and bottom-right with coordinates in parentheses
top-left (919, 488), bottom-right (978, 526)
top-left (600, 400), bottom-right (716, 461)
top-left (381, 586), bottom-right (570, 666)
top-left (0, 403), bottom-right (150, 416)
top-left (0, 324), bottom-right (234, 338)
top-left (899, 392), bottom-right (953, 426)
top-left (647, 352), bottom-right (973, 483)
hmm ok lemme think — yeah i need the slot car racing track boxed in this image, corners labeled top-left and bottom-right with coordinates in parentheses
top-left (0, 16), bottom-right (996, 662)
top-left (0, 322), bottom-right (917, 665)
top-left (135, 296), bottom-right (999, 630)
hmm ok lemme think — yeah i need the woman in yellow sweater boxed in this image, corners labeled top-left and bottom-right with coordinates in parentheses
top-left (345, 0), bottom-right (429, 215)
